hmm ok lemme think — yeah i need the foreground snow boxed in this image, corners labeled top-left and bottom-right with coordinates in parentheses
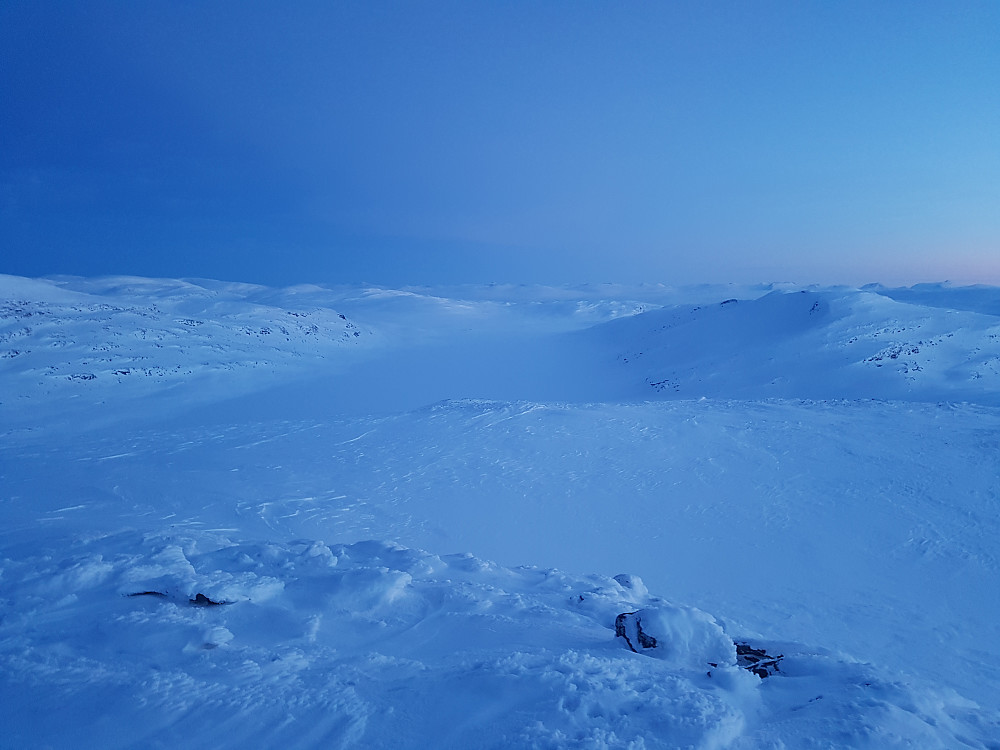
top-left (2, 533), bottom-right (990, 749)
top-left (2, 275), bottom-right (999, 747)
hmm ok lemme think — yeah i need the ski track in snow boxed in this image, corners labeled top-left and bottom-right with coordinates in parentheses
top-left (2, 274), bottom-right (1000, 748)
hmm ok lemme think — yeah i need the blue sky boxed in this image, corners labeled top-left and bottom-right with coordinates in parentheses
top-left (3, 1), bottom-right (998, 287)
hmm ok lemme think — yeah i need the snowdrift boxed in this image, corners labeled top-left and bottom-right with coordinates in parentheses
top-left (2, 532), bottom-right (988, 749)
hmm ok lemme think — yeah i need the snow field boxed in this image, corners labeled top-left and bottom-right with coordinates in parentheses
top-left (2, 274), bottom-right (1000, 747)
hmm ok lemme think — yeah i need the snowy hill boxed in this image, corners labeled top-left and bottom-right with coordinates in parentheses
top-left (0, 275), bottom-right (373, 427)
top-left (592, 288), bottom-right (1000, 403)
top-left (2, 275), bottom-right (999, 748)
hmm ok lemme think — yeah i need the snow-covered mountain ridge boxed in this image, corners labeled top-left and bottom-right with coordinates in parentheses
top-left (2, 274), bottom-right (999, 748)
top-left (4, 275), bottom-right (999, 423)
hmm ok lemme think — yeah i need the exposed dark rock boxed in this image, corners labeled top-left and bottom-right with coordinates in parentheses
top-left (189, 593), bottom-right (227, 606)
top-left (615, 611), bottom-right (658, 653)
top-left (126, 591), bottom-right (229, 606)
top-left (736, 642), bottom-right (783, 678)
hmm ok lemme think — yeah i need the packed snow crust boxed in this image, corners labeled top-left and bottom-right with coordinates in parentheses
top-left (2, 274), bottom-right (1000, 748)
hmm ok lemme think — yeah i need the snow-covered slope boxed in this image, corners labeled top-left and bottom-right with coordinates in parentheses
top-left (0, 275), bottom-right (374, 427)
top-left (2, 275), bottom-right (999, 748)
top-left (591, 288), bottom-right (1000, 403)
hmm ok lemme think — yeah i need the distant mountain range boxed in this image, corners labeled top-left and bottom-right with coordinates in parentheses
top-left (4, 275), bottom-right (998, 424)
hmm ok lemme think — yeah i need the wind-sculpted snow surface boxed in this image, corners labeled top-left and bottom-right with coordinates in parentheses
top-left (2, 274), bottom-right (1000, 747)
top-left (1, 533), bottom-right (990, 749)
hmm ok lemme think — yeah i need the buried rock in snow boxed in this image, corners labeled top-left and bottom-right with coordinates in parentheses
top-left (612, 572), bottom-right (649, 600)
top-left (189, 593), bottom-right (229, 606)
top-left (614, 605), bottom-right (736, 671)
top-left (615, 607), bottom-right (784, 678)
top-left (125, 591), bottom-right (230, 606)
